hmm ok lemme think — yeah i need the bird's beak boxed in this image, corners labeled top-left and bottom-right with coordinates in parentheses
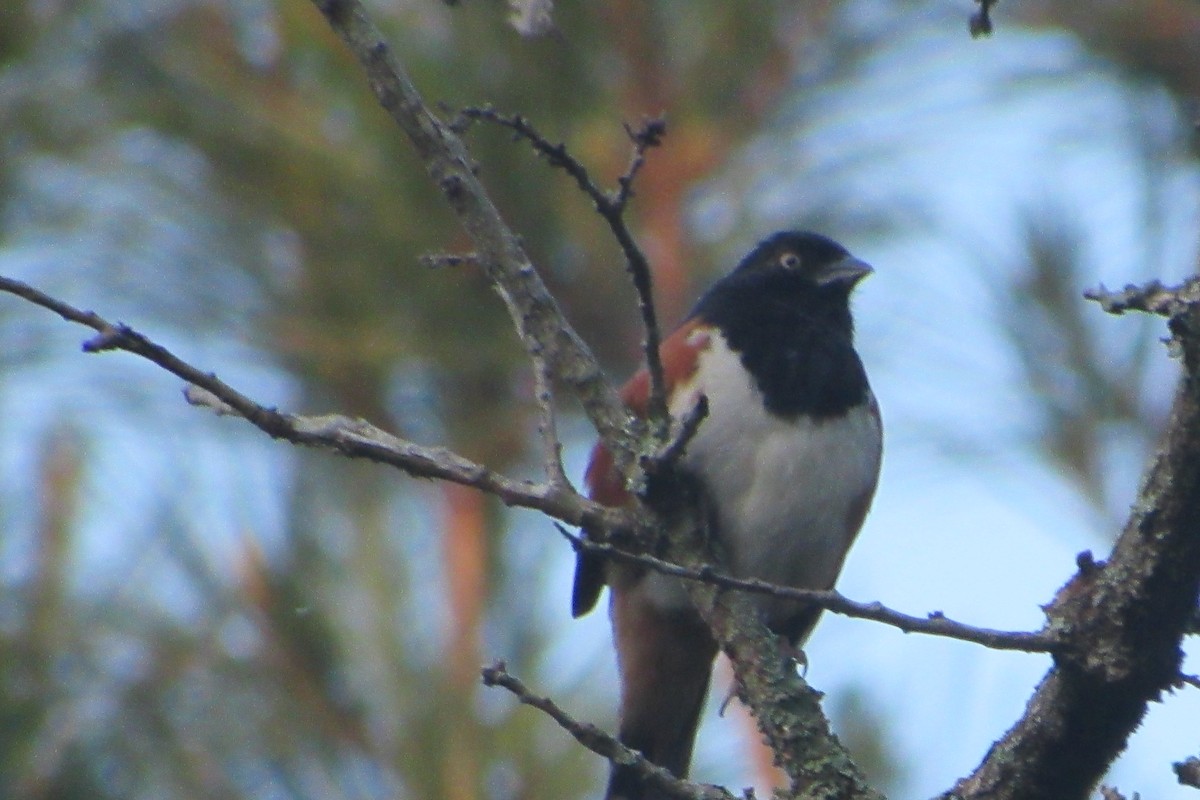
top-left (816, 255), bottom-right (873, 288)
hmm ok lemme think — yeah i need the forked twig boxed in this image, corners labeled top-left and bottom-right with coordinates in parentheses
top-left (453, 106), bottom-right (671, 430)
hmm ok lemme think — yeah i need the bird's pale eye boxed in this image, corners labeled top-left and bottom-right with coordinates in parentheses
top-left (779, 252), bottom-right (802, 269)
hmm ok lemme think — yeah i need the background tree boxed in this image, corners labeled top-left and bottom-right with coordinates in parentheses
top-left (0, 1), bottom-right (1197, 799)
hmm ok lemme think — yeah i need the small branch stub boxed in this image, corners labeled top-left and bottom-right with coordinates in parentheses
top-left (969, 0), bottom-right (999, 37)
top-left (1085, 278), bottom-right (1200, 319)
top-left (1175, 756), bottom-right (1200, 790)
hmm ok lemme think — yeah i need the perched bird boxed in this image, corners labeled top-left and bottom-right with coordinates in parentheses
top-left (572, 231), bottom-right (882, 800)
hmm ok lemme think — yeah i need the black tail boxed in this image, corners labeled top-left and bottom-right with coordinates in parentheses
top-left (572, 549), bottom-right (605, 618)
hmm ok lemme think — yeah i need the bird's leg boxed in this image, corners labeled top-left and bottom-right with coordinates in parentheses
top-left (716, 613), bottom-right (809, 717)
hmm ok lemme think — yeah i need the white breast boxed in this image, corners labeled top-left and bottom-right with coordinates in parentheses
top-left (640, 331), bottom-right (882, 623)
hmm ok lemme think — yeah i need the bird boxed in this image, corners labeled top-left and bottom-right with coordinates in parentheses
top-left (571, 230), bottom-right (882, 800)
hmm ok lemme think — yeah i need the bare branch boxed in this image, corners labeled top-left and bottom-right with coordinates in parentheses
top-left (453, 106), bottom-right (671, 431)
top-left (1085, 277), bottom-right (1200, 319)
top-left (451, 106), bottom-right (604, 206)
top-left (557, 528), bottom-right (1056, 653)
top-left (308, 0), bottom-right (638, 470)
top-left (615, 118), bottom-right (666, 214)
top-left (643, 395), bottom-right (709, 478)
top-left (0, 275), bottom-right (627, 533)
top-left (419, 251), bottom-right (480, 269)
top-left (481, 662), bottom-right (733, 800)
top-left (688, 578), bottom-right (883, 799)
top-left (531, 342), bottom-right (570, 490)
top-left (612, 117), bottom-right (671, 433)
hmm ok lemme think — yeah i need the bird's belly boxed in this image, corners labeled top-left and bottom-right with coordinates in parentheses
top-left (638, 335), bottom-right (881, 632)
top-left (709, 406), bottom-right (879, 588)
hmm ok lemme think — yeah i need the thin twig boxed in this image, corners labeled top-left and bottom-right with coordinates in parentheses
top-left (614, 119), bottom-right (666, 213)
top-left (454, 106), bottom-right (670, 431)
top-left (969, 0), bottom-right (999, 37)
top-left (481, 661), bottom-right (732, 800)
top-left (644, 395), bottom-right (709, 477)
top-left (452, 106), bottom-right (602, 204)
top-left (309, 0), bottom-right (638, 471)
top-left (420, 244), bottom-right (568, 485)
top-left (419, 252), bottom-right (479, 269)
top-left (1178, 673), bottom-right (1200, 691)
top-left (557, 528), bottom-right (1058, 653)
top-left (614, 118), bottom-right (670, 432)
top-left (0, 275), bottom-right (626, 532)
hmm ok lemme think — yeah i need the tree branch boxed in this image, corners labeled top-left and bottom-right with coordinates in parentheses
top-left (558, 528), bottom-right (1057, 653)
top-left (453, 105), bottom-right (671, 430)
top-left (939, 283), bottom-right (1200, 800)
top-left (308, 0), bottom-right (640, 470)
top-left (692, 583), bottom-right (884, 800)
top-left (481, 662), bottom-right (734, 800)
top-left (0, 275), bottom-right (629, 534)
top-left (1084, 277), bottom-right (1200, 319)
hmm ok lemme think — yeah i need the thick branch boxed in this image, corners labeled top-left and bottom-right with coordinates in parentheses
top-left (691, 583), bottom-right (883, 800)
top-left (941, 283), bottom-right (1200, 800)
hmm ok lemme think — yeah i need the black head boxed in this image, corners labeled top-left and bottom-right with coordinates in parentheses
top-left (730, 230), bottom-right (872, 291)
top-left (692, 230), bottom-right (873, 419)
top-left (693, 230), bottom-right (873, 325)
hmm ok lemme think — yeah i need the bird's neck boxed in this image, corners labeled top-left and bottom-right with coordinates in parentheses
top-left (699, 286), bottom-right (868, 420)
